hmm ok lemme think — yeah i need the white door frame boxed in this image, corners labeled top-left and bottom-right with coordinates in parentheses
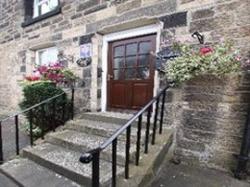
top-left (101, 23), bottom-right (163, 112)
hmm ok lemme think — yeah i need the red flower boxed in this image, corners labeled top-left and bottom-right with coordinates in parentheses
top-left (25, 76), bottom-right (40, 81)
top-left (200, 47), bottom-right (213, 55)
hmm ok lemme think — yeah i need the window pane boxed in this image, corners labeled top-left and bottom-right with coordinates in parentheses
top-left (38, 50), bottom-right (47, 65)
top-left (34, 0), bottom-right (58, 17)
top-left (41, 3), bottom-right (50, 15)
top-left (47, 48), bottom-right (58, 64)
top-left (113, 58), bottom-right (124, 69)
top-left (125, 68), bottom-right (136, 79)
top-left (125, 56), bottom-right (136, 67)
top-left (139, 42), bottom-right (151, 54)
top-left (49, 0), bottom-right (58, 8)
top-left (138, 55), bottom-right (149, 66)
top-left (37, 47), bottom-right (58, 66)
top-left (137, 67), bottom-right (149, 79)
top-left (114, 46), bottom-right (124, 57)
top-left (126, 43), bottom-right (137, 56)
top-left (114, 69), bottom-right (123, 80)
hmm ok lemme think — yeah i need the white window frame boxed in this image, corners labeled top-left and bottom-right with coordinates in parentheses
top-left (33, 0), bottom-right (59, 18)
top-left (35, 46), bottom-right (58, 66)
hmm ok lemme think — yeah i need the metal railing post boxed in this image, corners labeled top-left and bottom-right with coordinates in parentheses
top-left (71, 87), bottom-right (75, 120)
top-left (135, 115), bottom-right (142, 166)
top-left (62, 93), bottom-right (66, 123)
top-left (41, 105), bottom-right (45, 139)
top-left (15, 115), bottom-right (19, 155)
top-left (112, 139), bottom-right (117, 187)
top-left (0, 121), bottom-right (3, 163)
top-left (152, 98), bottom-right (160, 145)
top-left (52, 99), bottom-right (56, 132)
top-left (29, 110), bottom-right (34, 146)
top-left (125, 126), bottom-right (131, 179)
top-left (145, 107), bottom-right (151, 154)
top-left (92, 150), bottom-right (100, 187)
top-left (159, 91), bottom-right (166, 134)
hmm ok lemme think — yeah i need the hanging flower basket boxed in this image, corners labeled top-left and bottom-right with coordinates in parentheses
top-left (164, 41), bottom-right (249, 85)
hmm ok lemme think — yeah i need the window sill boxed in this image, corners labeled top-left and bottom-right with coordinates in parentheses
top-left (22, 6), bottom-right (61, 27)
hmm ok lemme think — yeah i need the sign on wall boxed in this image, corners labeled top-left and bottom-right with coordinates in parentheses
top-left (77, 43), bottom-right (92, 67)
top-left (80, 43), bottom-right (92, 58)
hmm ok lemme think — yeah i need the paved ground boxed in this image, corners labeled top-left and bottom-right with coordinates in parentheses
top-left (151, 162), bottom-right (250, 187)
top-left (0, 172), bottom-right (18, 187)
top-left (0, 114), bottom-right (30, 161)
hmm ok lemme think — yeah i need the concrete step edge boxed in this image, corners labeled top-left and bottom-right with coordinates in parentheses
top-left (22, 143), bottom-right (124, 186)
top-left (46, 130), bottom-right (137, 166)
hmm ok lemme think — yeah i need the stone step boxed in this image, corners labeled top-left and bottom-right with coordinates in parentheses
top-left (79, 112), bottom-right (150, 126)
top-left (46, 129), bottom-right (136, 166)
top-left (117, 130), bottom-right (174, 187)
top-left (22, 143), bottom-right (124, 186)
top-left (0, 158), bottom-right (81, 187)
top-left (65, 119), bottom-right (148, 144)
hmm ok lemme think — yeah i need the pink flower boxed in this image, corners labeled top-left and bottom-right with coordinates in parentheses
top-left (37, 66), bottom-right (48, 74)
top-left (200, 47), bottom-right (213, 55)
top-left (235, 56), bottom-right (242, 62)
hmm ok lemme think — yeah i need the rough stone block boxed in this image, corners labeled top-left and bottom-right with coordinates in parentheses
top-left (160, 12), bottom-right (187, 29)
top-left (76, 0), bottom-right (99, 12)
top-left (117, 0), bottom-right (141, 14)
top-left (192, 8), bottom-right (215, 20)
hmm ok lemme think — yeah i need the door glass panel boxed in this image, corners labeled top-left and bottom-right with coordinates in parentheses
top-left (113, 58), bottom-right (124, 69)
top-left (126, 43), bottom-right (137, 56)
top-left (138, 55), bottom-right (149, 66)
top-left (126, 56), bottom-right (137, 67)
top-left (138, 67), bottom-right (149, 79)
top-left (114, 69), bottom-right (123, 80)
top-left (139, 42), bottom-right (151, 54)
top-left (114, 45), bottom-right (124, 57)
top-left (125, 68), bottom-right (136, 79)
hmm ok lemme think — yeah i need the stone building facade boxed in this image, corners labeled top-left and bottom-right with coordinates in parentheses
top-left (0, 0), bottom-right (250, 171)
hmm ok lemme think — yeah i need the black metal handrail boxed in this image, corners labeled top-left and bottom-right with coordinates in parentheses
top-left (0, 87), bottom-right (75, 163)
top-left (79, 84), bottom-right (171, 187)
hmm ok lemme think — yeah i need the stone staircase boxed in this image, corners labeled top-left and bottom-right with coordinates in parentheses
top-left (0, 112), bottom-right (174, 187)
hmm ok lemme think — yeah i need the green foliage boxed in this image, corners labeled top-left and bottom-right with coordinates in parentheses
top-left (165, 42), bottom-right (242, 84)
top-left (19, 82), bottom-right (71, 137)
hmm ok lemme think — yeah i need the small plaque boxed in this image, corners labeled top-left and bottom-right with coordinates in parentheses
top-left (80, 43), bottom-right (92, 58)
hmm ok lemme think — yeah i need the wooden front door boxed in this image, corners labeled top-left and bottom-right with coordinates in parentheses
top-left (107, 34), bottom-right (156, 110)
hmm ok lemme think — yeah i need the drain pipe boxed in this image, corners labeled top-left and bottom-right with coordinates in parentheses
top-left (234, 109), bottom-right (250, 179)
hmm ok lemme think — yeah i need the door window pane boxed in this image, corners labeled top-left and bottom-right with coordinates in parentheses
top-left (125, 68), bottom-right (136, 79)
top-left (125, 56), bottom-right (137, 67)
top-left (126, 43), bottom-right (137, 56)
top-left (138, 55), bottom-right (149, 66)
top-left (113, 58), bottom-right (124, 69)
top-left (138, 67), bottom-right (149, 79)
top-left (114, 69), bottom-right (123, 80)
top-left (114, 45), bottom-right (124, 57)
top-left (139, 42), bottom-right (151, 54)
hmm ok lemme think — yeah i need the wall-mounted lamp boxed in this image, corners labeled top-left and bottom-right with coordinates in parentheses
top-left (192, 31), bottom-right (204, 44)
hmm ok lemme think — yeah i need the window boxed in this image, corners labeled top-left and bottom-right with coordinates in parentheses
top-left (33, 0), bottom-right (59, 18)
top-left (36, 47), bottom-right (58, 66)
top-left (22, 0), bottom-right (61, 27)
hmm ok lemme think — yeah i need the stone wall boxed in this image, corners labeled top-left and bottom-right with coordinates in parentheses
top-left (162, 74), bottom-right (250, 171)
top-left (0, 0), bottom-right (249, 111)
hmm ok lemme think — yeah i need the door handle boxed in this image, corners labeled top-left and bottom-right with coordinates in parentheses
top-left (107, 74), bottom-right (113, 81)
